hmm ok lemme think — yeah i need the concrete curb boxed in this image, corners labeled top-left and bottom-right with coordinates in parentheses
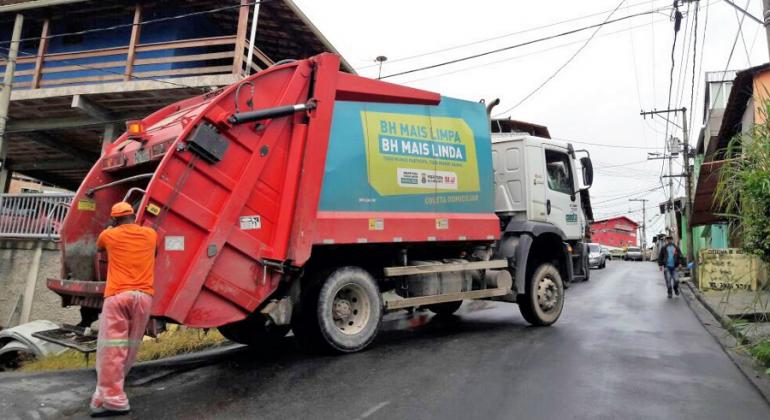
top-left (0, 342), bottom-right (245, 380)
top-left (680, 280), bottom-right (770, 405)
top-left (0, 343), bottom-right (246, 420)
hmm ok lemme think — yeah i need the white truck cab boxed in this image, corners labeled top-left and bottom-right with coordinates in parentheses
top-left (488, 116), bottom-right (594, 292)
top-left (491, 133), bottom-right (590, 241)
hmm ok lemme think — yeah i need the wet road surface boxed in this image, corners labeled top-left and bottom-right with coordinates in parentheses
top-left (73, 261), bottom-right (769, 419)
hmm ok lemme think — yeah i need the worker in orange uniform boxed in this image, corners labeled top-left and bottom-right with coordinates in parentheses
top-left (90, 202), bottom-right (157, 417)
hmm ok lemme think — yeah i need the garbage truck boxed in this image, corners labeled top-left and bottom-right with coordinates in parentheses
top-left (46, 53), bottom-right (594, 353)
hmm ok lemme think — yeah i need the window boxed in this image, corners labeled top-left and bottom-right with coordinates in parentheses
top-left (545, 150), bottom-right (573, 195)
top-left (709, 82), bottom-right (732, 110)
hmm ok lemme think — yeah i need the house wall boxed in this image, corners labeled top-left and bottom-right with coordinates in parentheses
top-left (753, 71), bottom-right (770, 123)
top-left (590, 218), bottom-right (638, 248)
top-left (0, 240), bottom-right (78, 329)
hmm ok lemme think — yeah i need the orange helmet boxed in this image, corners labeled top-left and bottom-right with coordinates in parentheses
top-left (110, 202), bottom-right (134, 218)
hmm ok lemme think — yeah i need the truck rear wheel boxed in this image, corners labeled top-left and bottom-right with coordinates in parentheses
top-left (426, 300), bottom-right (463, 316)
top-left (218, 314), bottom-right (290, 346)
top-left (518, 263), bottom-right (564, 326)
top-left (293, 266), bottom-right (382, 353)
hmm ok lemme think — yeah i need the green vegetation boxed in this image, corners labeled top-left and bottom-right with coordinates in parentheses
top-left (716, 105), bottom-right (770, 263)
top-left (715, 101), bottom-right (770, 376)
top-left (20, 327), bottom-right (226, 372)
top-left (749, 341), bottom-right (770, 370)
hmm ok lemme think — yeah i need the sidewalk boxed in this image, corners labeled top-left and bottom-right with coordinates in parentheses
top-left (700, 288), bottom-right (770, 342)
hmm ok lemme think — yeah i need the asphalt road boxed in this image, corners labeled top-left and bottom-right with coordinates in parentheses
top-left (12, 261), bottom-right (770, 419)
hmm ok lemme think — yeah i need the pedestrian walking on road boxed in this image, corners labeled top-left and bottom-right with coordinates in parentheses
top-left (657, 236), bottom-right (683, 299)
top-left (90, 202), bottom-right (157, 417)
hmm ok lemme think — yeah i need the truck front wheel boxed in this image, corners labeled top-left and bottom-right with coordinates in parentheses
top-left (518, 263), bottom-right (564, 326)
top-left (293, 267), bottom-right (382, 353)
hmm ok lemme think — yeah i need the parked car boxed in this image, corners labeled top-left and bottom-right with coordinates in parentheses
top-left (588, 243), bottom-right (606, 269)
top-left (625, 247), bottom-right (644, 261)
top-left (601, 247), bottom-right (612, 261)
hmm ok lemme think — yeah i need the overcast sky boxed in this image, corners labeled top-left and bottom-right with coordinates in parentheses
top-left (295, 0), bottom-right (767, 245)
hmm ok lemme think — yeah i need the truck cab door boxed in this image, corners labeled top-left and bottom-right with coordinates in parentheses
top-left (526, 145), bottom-right (547, 221)
top-left (544, 147), bottom-right (581, 239)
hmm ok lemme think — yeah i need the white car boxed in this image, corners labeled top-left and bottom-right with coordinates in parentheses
top-left (625, 247), bottom-right (644, 261)
top-left (587, 243), bottom-right (606, 269)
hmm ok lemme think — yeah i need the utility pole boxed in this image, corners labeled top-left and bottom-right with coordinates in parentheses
top-left (640, 108), bottom-right (688, 247)
top-left (680, 110), bottom-right (695, 264)
top-left (630, 198), bottom-right (648, 260)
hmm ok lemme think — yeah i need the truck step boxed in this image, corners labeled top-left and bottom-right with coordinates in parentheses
top-left (384, 287), bottom-right (509, 310)
top-left (32, 324), bottom-right (98, 353)
top-left (384, 260), bottom-right (508, 277)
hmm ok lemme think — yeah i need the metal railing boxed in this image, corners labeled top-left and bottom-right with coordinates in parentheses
top-left (0, 193), bottom-right (74, 239)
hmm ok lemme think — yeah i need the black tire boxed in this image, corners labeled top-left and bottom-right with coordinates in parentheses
top-left (583, 257), bottom-right (591, 281)
top-left (518, 263), bottom-right (565, 326)
top-left (426, 300), bottom-right (463, 316)
top-left (218, 314), bottom-right (290, 345)
top-left (293, 266), bottom-right (382, 353)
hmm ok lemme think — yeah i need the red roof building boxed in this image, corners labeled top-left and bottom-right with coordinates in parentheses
top-left (590, 216), bottom-right (639, 248)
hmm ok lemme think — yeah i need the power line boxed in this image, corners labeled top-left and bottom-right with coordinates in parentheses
top-left (380, 5), bottom-right (674, 80)
top-left (594, 159), bottom-right (651, 168)
top-left (551, 136), bottom-right (663, 150)
top-left (399, 17), bottom-right (669, 85)
top-left (493, 0), bottom-right (627, 115)
top-left (356, 0), bottom-right (669, 71)
top-left (592, 185), bottom-right (664, 205)
top-left (688, 2), bottom-right (700, 135)
top-left (663, 3), bottom-right (683, 146)
top-left (0, 1), bottom-right (271, 47)
top-left (733, 2), bottom-right (752, 66)
top-left (691, 0), bottom-right (710, 135)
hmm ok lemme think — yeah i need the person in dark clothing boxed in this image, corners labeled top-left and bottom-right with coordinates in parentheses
top-left (657, 236), bottom-right (683, 298)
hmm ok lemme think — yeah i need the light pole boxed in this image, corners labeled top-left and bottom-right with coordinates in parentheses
top-left (375, 55), bottom-right (387, 80)
top-left (630, 198), bottom-right (649, 261)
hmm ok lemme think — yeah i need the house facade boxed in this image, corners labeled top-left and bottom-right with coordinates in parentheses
top-left (589, 216), bottom-right (639, 248)
top-left (691, 64), bottom-right (770, 245)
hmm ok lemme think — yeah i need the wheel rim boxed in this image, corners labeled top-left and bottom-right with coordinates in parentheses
top-left (331, 283), bottom-right (371, 335)
top-left (536, 275), bottom-right (559, 313)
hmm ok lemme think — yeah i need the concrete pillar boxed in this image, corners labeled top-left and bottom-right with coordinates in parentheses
top-left (0, 14), bottom-right (24, 193)
top-left (19, 240), bottom-right (43, 324)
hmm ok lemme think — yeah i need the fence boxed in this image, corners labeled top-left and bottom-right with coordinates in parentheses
top-left (0, 34), bottom-right (274, 90)
top-left (0, 193), bottom-right (74, 239)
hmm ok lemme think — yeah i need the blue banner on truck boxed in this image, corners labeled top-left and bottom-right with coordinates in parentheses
top-left (319, 97), bottom-right (494, 213)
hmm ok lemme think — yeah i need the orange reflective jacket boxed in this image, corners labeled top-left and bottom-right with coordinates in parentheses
top-left (97, 224), bottom-right (157, 297)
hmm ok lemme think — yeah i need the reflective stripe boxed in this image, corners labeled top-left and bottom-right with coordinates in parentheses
top-left (100, 339), bottom-right (142, 347)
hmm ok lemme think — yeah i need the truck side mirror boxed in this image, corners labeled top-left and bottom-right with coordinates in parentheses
top-left (580, 157), bottom-right (593, 187)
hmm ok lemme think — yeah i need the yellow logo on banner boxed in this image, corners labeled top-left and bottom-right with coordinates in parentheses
top-left (361, 111), bottom-right (480, 196)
